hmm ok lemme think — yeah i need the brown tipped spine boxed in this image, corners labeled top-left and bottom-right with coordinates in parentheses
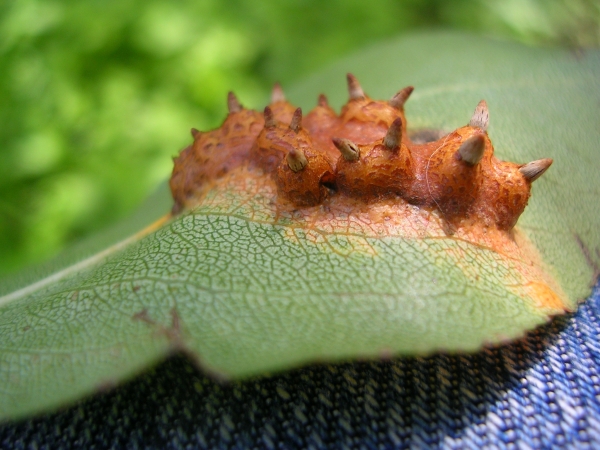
top-left (191, 128), bottom-right (200, 139)
top-left (346, 73), bottom-right (365, 100)
top-left (227, 91), bottom-right (242, 113)
top-left (286, 148), bottom-right (308, 172)
top-left (458, 134), bottom-right (486, 165)
top-left (289, 107), bottom-right (302, 133)
top-left (333, 137), bottom-right (360, 162)
top-left (263, 106), bottom-right (277, 128)
top-left (389, 86), bottom-right (414, 109)
top-left (519, 158), bottom-right (553, 182)
top-left (469, 100), bottom-right (489, 132)
top-left (271, 82), bottom-right (285, 103)
top-left (318, 94), bottom-right (329, 107)
top-left (383, 118), bottom-right (403, 150)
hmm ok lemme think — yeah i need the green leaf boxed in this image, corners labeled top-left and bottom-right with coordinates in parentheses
top-left (1, 31), bottom-right (599, 421)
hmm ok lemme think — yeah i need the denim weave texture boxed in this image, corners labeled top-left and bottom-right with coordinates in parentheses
top-left (1, 282), bottom-right (600, 449)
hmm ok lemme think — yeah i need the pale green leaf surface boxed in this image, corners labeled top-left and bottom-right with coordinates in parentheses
top-left (1, 32), bottom-right (599, 420)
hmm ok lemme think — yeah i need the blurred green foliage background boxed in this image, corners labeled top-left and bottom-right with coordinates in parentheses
top-left (1, 0), bottom-right (598, 276)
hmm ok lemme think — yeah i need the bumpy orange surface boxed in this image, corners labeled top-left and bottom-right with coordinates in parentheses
top-left (170, 74), bottom-right (552, 232)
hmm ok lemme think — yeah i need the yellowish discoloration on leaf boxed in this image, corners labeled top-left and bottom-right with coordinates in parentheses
top-left (194, 165), bottom-right (569, 314)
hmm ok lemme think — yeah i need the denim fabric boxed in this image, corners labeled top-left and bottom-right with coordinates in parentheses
top-left (2, 282), bottom-right (599, 449)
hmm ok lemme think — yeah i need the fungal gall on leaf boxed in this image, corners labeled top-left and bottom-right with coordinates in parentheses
top-left (170, 73), bottom-right (552, 232)
top-left (170, 73), bottom-right (568, 330)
